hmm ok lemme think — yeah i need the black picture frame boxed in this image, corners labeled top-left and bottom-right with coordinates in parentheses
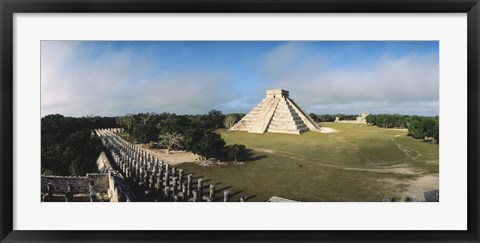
top-left (1, 0), bottom-right (479, 242)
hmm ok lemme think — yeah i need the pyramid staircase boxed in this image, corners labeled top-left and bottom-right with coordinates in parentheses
top-left (230, 89), bottom-right (320, 134)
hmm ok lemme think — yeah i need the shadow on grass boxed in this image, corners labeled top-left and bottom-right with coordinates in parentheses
top-left (244, 155), bottom-right (268, 162)
top-left (230, 190), bottom-right (243, 197)
top-left (237, 149), bottom-right (268, 163)
top-left (215, 186), bottom-right (231, 193)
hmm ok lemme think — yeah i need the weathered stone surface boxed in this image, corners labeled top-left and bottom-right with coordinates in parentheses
top-left (209, 184), bottom-right (215, 200)
top-left (187, 174), bottom-right (193, 197)
top-left (223, 190), bottom-right (231, 202)
top-left (197, 179), bottom-right (203, 201)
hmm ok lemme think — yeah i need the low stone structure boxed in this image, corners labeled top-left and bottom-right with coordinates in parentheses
top-left (267, 196), bottom-right (298, 202)
top-left (230, 89), bottom-right (321, 134)
top-left (41, 148), bottom-right (135, 202)
top-left (42, 128), bottom-right (254, 202)
top-left (335, 112), bottom-right (369, 124)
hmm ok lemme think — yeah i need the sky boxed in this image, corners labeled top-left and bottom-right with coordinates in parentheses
top-left (41, 41), bottom-right (439, 117)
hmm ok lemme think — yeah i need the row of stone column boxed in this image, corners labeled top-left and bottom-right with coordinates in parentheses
top-left (95, 129), bottom-right (248, 202)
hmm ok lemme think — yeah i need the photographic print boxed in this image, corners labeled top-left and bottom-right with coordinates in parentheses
top-left (40, 41), bottom-right (439, 203)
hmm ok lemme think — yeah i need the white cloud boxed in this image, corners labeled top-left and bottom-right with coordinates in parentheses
top-left (41, 42), bottom-right (235, 117)
top-left (41, 41), bottom-right (439, 117)
top-left (260, 43), bottom-right (439, 116)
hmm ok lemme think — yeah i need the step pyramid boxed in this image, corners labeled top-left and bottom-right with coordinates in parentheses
top-left (230, 89), bottom-right (321, 134)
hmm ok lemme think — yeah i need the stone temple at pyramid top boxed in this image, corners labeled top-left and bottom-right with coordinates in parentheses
top-left (266, 89), bottom-right (289, 98)
top-left (230, 89), bottom-right (321, 134)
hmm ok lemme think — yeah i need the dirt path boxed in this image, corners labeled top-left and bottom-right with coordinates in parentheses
top-left (255, 145), bottom-right (437, 201)
top-left (403, 174), bottom-right (439, 201)
top-left (395, 143), bottom-right (421, 161)
top-left (320, 127), bottom-right (338, 133)
top-left (136, 144), bottom-right (204, 165)
top-left (252, 147), bottom-right (416, 175)
top-left (380, 174), bottom-right (439, 201)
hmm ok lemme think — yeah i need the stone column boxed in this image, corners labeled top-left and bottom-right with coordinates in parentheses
top-left (135, 162), bottom-right (140, 180)
top-left (178, 169), bottom-right (184, 191)
top-left (138, 181), bottom-right (145, 197)
top-left (187, 174), bottom-right (193, 197)
top-left (192, 190), bottom-right (198, 202)
top-left (164, 171), bottom-right (170, 187)
top-left (65, 184), bottom-right (74, 202)
top-left (46, 183), bottom-right (53, 202)
top-left (209, 184), bottom-right (215, 201)
top-left (152, 163), bottom-right (158, 175)
top-left (223, 190), bottom-right (231, 202)
top-left (90, 192), bottom-right (97, 202)
top-left (197, 179), bottom-right (203, 201)
top-left (150, 174), bottom-right (156, 191)
top-left (89, 181), bottom-right (95, 192)
top-left (240, 196), bottom-right (247, 202)
top-left (144, 190), bottom-right (151, 202)
top-left (126, 167), bottom-right (131, 179)
top-left (164, 186), bottom-right (170, 199)
top-left (172, 177), bottom-right (178, 195)
top-left (182, 186), bottom-right (187, 201)
top-left (156, 175), bottom-right (163, 192)
top-left (144, 171), bottom-right (150, 189)
top-left (171, 167), bottom-right (176, 177)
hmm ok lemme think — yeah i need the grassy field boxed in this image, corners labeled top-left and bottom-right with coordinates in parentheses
top-left (177, 123), bottom-right (439, 202)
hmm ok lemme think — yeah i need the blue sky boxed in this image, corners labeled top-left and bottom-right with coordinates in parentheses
top-left (41, 41), bottom-right (439, 117)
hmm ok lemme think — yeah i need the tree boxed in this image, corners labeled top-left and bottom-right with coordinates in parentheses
top-left (158, 132), bottom-right (184, 154)
top-left (226, 144), bottom-right (247, 162)
top-left (433, 118), bottom-right (439, 144)
top-left (223, 114), bottom-right (238, 129)
top-left (422, 118), bottom-right (437, 138)
top-left (116, 115), bottom-right (135, 132)
top-left (308, 113), bottom-right (318, 122)
top-left (407, 120), bottom-right (424, 139)
top-left (132, 123), bottom-right (159, 144)
top-left (139, 113), bottom-right (153, 125)
top-left (41, 115), bottom-right (108, 176)
top-left (203, 110), bottom-right (225, 129)
top-left (190, 132), bottom-right (226, 158)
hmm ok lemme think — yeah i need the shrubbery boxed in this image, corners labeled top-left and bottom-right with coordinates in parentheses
top-left (116, 110), bottom-right (233, 159)
top-left (365, 114), bottom-right (439, 143)
top-left (41, 114), bottom-right (115, 175)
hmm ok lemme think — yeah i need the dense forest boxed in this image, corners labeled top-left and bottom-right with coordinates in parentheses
top-left (41, 111), bottom-right (250, 176)
top-left (308, 113), bottom-right (357, 122)
top-left (41, 114), bottom-right (117, 176)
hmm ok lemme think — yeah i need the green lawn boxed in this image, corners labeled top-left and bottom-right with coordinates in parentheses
top-left (177, 123), bottom-right (439, 202)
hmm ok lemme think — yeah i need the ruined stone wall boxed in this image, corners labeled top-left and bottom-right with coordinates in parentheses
top-left (95, 149), bottom-right (135, 202)
top-left (41, 173), bottom-right (109, 193)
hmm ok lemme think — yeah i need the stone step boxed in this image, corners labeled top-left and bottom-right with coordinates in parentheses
top-left (269, 122), bottom-right (308, 130)
top-left (267, 127), bottom-right (309, 134)
top-left (271, 114), bottom-right (302, 121)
